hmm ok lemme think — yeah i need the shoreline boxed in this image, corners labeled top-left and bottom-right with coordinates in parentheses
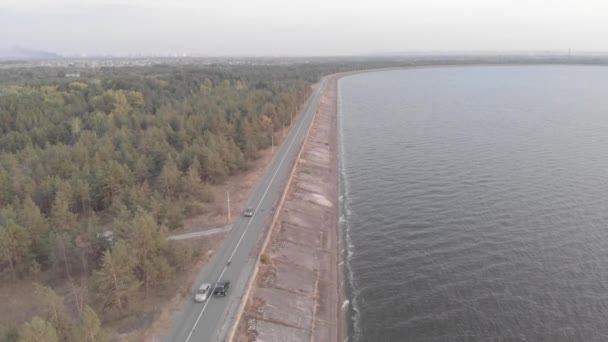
top-left (230, 69), bottom-right (383, 342)
top-left (231, 63), bottom-right (595, 341)
top-left (329, 63), bottom-right (608, 342)
top-left (327, 63), bottom-right (608, 341)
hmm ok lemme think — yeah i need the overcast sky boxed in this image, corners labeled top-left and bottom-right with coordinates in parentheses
top-left (1, 0), bottom-right (607, 56)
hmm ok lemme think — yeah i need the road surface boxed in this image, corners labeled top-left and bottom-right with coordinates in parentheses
top-left (168, 225), bottom-right (232, 241)
top-left (167, 79), bottom-right (325, 342)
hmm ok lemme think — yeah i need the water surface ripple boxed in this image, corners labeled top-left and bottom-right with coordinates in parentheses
top-left (339, 66), bottom-right (608, 342)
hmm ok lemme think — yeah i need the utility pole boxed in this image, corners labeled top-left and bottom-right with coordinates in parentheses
top-left (226, 190), bottom-right (231, 223)
top-left (271, 135), bottom-right (274, 153)
top-left (291, 110), bottom-right (293, 126)
top-left (282, 120), bottom-right (285, 138)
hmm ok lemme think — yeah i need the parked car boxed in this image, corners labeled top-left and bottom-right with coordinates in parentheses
top-left (194, 283), bottom-right (211, 302)
top-left (243, 207), bottom-right (254, 217)
top-left (213, 281), bottom-right (231, 296)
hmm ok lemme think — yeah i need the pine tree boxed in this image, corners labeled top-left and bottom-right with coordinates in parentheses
top-left (0, 155), bottom-right (18, 206)
top-left (100, 160), bottom-right (132, 207)
top-left (121, 208), bottom-right (172, 295)
top-left (91, 241), bottom-right (141, 313)
top-left (156, 155), bottom-right (181, 197)
top-left (33, 284), bottom-right (75, 342)
top-left (78, 305), bottom-right (107, 342)
top-left (153, 199), bottom-right (184, 231)
top-left (81, 213), bottom-right (103, 275)
top-left (236, 118), bottom-right (258, 159)
top-left (223, 138), bottom-right (245, 173)
top-left (182, 158), bottom-right (205, 199)
top-left (0, 168), bottom-right (11, 207)
top-left (50, 187), bottom-right (77, 233)
top-left (47, 232), bottom-right (76, 281)
top-left (200, 145), bottom-right (226, 183)
top-left (142, 255), bottom-right (174, 292)
top-left (18, 196), bottom-right (50, 264)
top-left (0, 322), bottom-right (18, 342)
top-left (72, 179), bottom-right (91, 215)
top-left (17, 317), bottom-right (58, 342)
top-left (0, 207), bottom-right (35, 278)
top-left (133, 156), bottom-right (151, 184)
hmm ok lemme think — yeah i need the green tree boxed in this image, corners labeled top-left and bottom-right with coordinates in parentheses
top-left (72, 179), bottom-right (91, 215)
top-left (78, 306), bottom-right (107, 342)
top-left (17, 317), bottom-right (58, 342)
top-left (49, 187), bottom-right (77, 233)
top-left (47, 232), bottom-right (77, 281)
top-left (156, 155), bottom-right (181, 197)
top-left (0, 168), bottom-right (12, 207)
top-left (0, 322), bottom-right (18, 342)
top-left (18, 196), bottom-right (50, 264)
top-left (236, 118), bottom-right (256, 156)
top-left (33, 284), bottom-right (75, 342)
top-left (125, 90), bottom-right (144, 110)
top-left (91, 241), bottom-right (141, 313)
top-left (182, 158), bottom-right (205, 198)
top-left (100, 160), bottom-right (132, 208)
top-left (200, 145), bottom-right (226, 183)
top-left (0, 207), bottom-right (35, 277)
top-left (142, 255), bottom-right (174, 293)
top-left (151, 198), bottom-right (183, 231)
top-left (118, 208), bottom-right (173, 294)
top-left (133, 156), bottom-right (151, 184)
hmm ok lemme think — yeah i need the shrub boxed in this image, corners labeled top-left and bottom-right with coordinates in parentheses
top-left (260, 253), bottom-right (272, 264)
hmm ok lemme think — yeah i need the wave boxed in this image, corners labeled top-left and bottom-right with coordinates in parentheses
top-left (338, 80), bottom-right (362, 342)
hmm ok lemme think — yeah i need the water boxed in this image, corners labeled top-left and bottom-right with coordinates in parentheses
top-left (338, 66), bottom-right (608, 342)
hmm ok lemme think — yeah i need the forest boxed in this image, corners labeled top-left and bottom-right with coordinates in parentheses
top-left (0, 59), bottom-right (413, 341)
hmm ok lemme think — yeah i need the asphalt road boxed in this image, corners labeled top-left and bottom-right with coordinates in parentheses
top-left (167, 79), bottom-right (325, 342)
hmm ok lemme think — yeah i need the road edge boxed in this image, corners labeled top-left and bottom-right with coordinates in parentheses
top-left (225, 80), bottom-right (323, 342)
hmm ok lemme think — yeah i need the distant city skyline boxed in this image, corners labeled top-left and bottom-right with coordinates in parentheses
top-left (1, 0), bottom-right (607, 57)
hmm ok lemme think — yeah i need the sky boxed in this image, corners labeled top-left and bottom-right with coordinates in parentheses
top-left (1, 0), bottom-right (607, 56)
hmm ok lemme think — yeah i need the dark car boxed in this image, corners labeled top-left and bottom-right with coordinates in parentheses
top-left (243, 207), bottom-right (254, 217)
top-left (214, 281), bottom-right (231, 296)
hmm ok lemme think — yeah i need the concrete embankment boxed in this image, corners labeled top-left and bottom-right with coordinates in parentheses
top-left (233, 75), bottom-right (342, 342)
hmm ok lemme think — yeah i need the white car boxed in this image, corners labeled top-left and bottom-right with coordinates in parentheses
top-left (194, 283), bottom-right (211, 302)
top-left (243, 207), bottom-right (254, 217)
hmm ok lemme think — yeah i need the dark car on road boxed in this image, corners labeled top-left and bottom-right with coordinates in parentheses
top-left (243, 207), bottom-right (254, 217)
top-left (214, 281), bottom-right (231, 296)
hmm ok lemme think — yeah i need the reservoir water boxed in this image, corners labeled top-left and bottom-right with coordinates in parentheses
top-left (338, 66), bottom-right (608, 341)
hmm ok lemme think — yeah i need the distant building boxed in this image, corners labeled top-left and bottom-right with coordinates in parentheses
top-left (65, 72), bottom-right (80, 78)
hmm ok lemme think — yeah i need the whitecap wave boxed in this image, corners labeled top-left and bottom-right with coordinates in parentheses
top-left (338, 80), bottom-right (362, 342)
